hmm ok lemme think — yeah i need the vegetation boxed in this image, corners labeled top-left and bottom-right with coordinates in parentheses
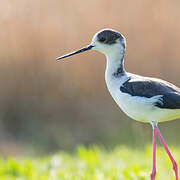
top-left (0, 145), bottom-right (179, 180)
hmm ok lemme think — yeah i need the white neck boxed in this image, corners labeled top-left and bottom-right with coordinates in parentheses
top-left (105, 50), bottom-right (125, 78)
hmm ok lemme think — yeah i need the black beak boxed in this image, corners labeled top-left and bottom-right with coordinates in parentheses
top-left (56, 44), bottom-right (94, 61)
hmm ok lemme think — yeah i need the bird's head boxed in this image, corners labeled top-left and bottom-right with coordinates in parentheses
top-left (56, 29), bottom-right (126, 60)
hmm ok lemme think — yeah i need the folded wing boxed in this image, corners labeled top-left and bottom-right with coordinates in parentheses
top-left (120, 75), bottom-right (180, 109)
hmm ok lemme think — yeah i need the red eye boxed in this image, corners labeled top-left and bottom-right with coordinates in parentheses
top-left (99, 37), bottom-right (106, 42)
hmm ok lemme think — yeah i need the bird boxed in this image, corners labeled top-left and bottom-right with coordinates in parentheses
top-left (56, 29), bottom-right (179, 180)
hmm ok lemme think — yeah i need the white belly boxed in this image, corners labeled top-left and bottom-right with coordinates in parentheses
top-left (105, 74), bottom-right (180, 123)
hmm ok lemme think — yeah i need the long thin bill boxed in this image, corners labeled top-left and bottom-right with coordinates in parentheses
top-left (56, 44), bottom-right (94, 60)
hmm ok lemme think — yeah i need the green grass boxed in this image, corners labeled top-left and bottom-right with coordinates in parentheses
top-left (0, 145), bottom-right (179, 180)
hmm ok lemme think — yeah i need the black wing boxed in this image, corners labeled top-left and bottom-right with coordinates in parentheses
top-left (120, 76), bottom-right (180, 109)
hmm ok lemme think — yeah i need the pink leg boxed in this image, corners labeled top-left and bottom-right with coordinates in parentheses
top-left (151, 127), bottom-right (156, 180)
top-left (154, 125), bottom-right (178, 180)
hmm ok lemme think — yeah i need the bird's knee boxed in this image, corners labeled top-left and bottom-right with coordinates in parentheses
top-left (150, 170), bottom-right (156, 179)
top-left (173, 161), bottom-right (178, 171)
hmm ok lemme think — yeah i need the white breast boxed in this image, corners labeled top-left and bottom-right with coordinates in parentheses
top-left (105, 72), bottom-right (180, 123)
top-left (105, 73), bottom-right (151, 122)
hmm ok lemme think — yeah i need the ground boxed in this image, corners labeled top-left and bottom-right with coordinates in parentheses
top-left (0, 145), bottom-right (179, 180)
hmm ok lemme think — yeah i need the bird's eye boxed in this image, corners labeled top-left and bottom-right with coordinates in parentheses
top-left (99, 37), bottom-right (106, 42)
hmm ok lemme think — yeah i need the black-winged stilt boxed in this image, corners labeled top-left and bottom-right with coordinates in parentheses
top-left (56, 29), bottom-right (179, 180)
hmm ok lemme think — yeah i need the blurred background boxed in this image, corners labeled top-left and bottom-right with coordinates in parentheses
top-left (0, 0), bottom-right (180, 156)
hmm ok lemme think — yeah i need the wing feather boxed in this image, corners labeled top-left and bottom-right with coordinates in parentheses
top-left (120, 76), bottom-right (180, 109)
